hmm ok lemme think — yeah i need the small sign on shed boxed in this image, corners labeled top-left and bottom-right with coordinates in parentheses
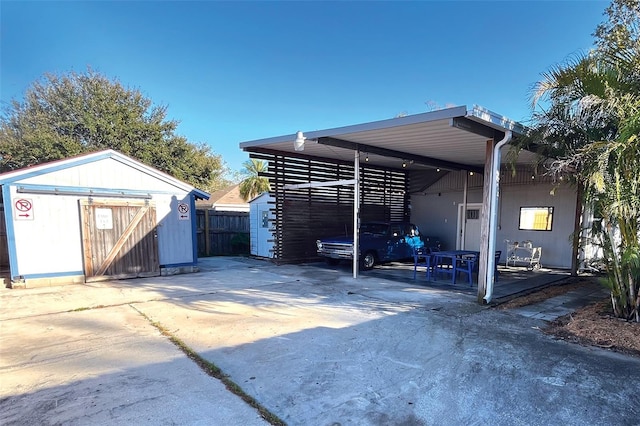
top-left (14, 198), bottom-right (34, 221)
top-left (95, 208), bottom-right (113, 230)
top-left (177, 202), bottom-right (190, 221)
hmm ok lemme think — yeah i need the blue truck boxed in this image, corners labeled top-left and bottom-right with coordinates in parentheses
top-left (316, 221), bottom-right (440, 270)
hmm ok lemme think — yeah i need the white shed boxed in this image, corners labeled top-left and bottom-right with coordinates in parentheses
top-left (0, 150), bottom-right (209, 288)
top-left (249, 192), bottom-right (274, 258)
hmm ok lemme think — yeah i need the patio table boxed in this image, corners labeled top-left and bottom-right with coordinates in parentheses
top-left (432, 250), bottom-right (480, 284)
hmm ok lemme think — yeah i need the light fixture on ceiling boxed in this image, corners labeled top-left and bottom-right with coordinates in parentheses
top-left (402, 160), bottom-right (407, 168)
top-left (364, 153), bottom-right (369, 162)
top-left (294, 131), bottom-right (306, 151)
top-left (469, 171), bottom-right (474, 176)
top-left (436, 168), bottom-right (440, 172)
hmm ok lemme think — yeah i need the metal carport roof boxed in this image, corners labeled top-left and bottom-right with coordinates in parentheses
top-left (239, 104), bottom-right (535, 304)
top-left (239, 105), bottom-right (532, 172)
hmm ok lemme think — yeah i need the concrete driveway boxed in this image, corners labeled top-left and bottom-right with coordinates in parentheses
top-left (1, 257), bottom-right (639, 425)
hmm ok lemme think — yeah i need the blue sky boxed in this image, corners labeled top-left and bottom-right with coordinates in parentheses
top-left (1, 1), bottom-right (608, 174)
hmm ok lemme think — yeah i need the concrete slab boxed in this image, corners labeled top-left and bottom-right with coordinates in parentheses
top-left (509, 279), bottom-right (610, 322)
top-left (0, 302), bottom-right (268, 425)
top-left (1, 257), bottom-right (638, 425)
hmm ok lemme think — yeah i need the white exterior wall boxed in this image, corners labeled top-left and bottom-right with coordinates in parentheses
top-left (9, 188), bottom-right (84, 276)
top-left (411, 179), bottom-right (578, 269)
top-left (3, 155), bottom-right (201, 285)
top-left (20, 157), bottom-right (179, 192)
top-left (249, 194), bottom-right (274, 258)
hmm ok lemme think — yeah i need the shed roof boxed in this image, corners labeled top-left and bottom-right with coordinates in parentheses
top-left (0, 149), bottom-right (210, 199)
top-left (196, 184), bottom-right (248, 211)
top-left (240, 105), bottom-right (534, 172)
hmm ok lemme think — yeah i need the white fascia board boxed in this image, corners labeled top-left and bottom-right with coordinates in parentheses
top-left (239, 106), bottom-right (468, 150)
top-left (466, 105), bottom-right (528, 135)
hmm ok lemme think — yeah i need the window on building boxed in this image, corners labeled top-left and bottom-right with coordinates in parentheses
top-left (519, 206), bottom-right (553, 231)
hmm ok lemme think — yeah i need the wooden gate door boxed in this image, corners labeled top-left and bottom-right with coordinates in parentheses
top-left (80, 200), bottom-right (160, 282)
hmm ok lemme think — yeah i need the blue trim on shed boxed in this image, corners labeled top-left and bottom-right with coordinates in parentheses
top-left (0, 151), bottom-right (114, 184)
top-left (3, 184), bottom-right (18, 278)
top-left (22, 271), bottom-right (84, 279)
top-left (15, 183), bottom-right (164, 196)
top-left (161, 262), bottom-right (197, 268)
top-left (190, 194), bottom-right (198, 265)
top-left (190, 188), bottom-right (209, 200)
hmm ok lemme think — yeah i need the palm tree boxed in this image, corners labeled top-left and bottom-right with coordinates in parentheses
top-left (525, 2), bottom-right (640, 321)
top-left (239, 159), bottom-right (270, 201)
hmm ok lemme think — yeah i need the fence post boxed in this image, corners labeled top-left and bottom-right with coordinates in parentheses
top-left (205, 209), bottom-right (211, 256)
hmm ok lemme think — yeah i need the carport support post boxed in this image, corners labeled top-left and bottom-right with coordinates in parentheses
top-left (460, 170), bottom-right (468, 249)
top-left (477, 140), bottom-right (494, 303)
top-left (478, 131), bottom-right (512, 304)
top-left (353, 150), bottom-right (360, 279)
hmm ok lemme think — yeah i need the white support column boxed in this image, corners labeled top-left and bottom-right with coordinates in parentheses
top-left (353, 150), bottom-right (360, 279)
top-left (460, 170), bottom-right (468, 249)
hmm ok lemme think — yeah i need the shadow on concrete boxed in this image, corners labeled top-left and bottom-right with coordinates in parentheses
top-left (2, 257), bottom-right (638, 425)
top-left (138, 288), bottom-right (640, 426)
top-left (318, 258), bottom-right (571, 302)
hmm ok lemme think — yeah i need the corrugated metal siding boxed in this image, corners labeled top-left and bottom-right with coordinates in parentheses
top-left (410, 180), bottom-right (577, 269)
top-left (498, 184), bottom-right (577, 268)
top-left (410, 191), bottom-right (470, 251)
top-left (413, 166), bottom-right (557, 194)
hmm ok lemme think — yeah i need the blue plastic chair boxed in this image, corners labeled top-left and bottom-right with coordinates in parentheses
top-left (413, 246), bottom-right (434, 281)
top-left (456, 252), bottom-right (479, 286)
top-left (456, 251), bottom-right (502, 285)
top-left (494, 250), bottom-right (502, 281)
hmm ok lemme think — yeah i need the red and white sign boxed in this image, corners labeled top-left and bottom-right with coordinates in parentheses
top-left (14, 198), bottom-right (34, 221)
top-left (177, 202), bottom-right (190, 221)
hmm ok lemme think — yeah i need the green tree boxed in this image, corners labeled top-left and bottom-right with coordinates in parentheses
top-left (524, 0), bottom-right (640, 321)
top-left (0, 68), bottom-right (226, 190)
top-left (239, 158), bottom-right (269, 201)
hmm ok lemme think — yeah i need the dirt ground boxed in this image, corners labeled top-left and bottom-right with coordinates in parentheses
top-left (497, 276), bottom-right (640, 358)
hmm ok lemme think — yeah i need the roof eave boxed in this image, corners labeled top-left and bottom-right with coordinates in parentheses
top-left (466, 105), bottom-right (527, 135)
top-left (239, 105), bottom-right (468, 150)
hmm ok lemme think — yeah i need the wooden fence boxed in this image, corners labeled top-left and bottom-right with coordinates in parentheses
top-left (196, 210), bottom-right (250, 256)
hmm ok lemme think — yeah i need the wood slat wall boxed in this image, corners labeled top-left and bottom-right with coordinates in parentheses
top-left (249, 151), bottom-right (410, 263)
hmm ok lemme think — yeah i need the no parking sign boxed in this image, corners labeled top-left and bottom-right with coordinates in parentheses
top-left (177, 202), bottom-right (190, 221)
top-left (14, 198), bottom-right (34, 220)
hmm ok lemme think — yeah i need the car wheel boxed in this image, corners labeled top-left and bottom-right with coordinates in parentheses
top-left (326, 258), bottom-right (340, 266)
top-left (360, 251), bottom-right (376, 270)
